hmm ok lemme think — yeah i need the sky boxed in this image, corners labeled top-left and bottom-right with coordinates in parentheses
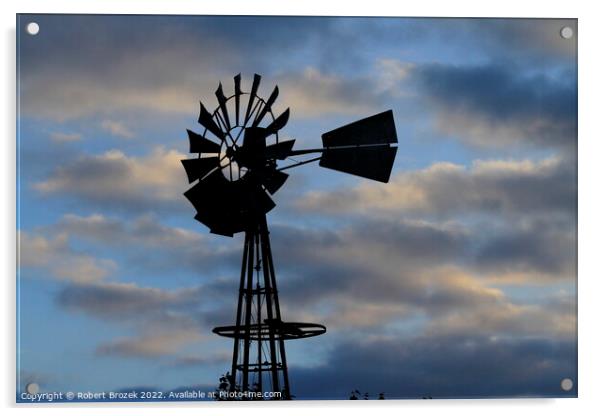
top-left (16, 15), bottom-right (577, 400)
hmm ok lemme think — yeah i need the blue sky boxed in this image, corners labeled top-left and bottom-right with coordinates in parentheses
top-left (17, 15), bottom-right (577, 400)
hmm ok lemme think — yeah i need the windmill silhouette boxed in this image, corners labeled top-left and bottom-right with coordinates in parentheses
top-left (182, 74), bottom-right (397, 399)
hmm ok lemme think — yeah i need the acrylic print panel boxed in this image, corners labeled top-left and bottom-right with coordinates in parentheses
top-left (16, 14), bottom-right (577, 402)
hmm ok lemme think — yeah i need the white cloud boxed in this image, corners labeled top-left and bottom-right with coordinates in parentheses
top-left (101, 120), bottom-right (135, 138)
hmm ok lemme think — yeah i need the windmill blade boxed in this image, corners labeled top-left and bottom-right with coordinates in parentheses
top-left (186, 176), bottom-right (274, 237)
top-left (234, 73), bottom-right (242, 126)
top-left (262, 170), bottom-right (289, 194)
top-left (322, 110), bottom-right (397, 147)
top-left (198, 102), bottom-right (225, 140)
top-left (186, 175), bottom-right (241, 235)
top-left (253, 185), bottom-right (276, 213)
top-left (187, 129), bottom-right (221, 154)
top-left (252, 85), bottom-right (279, 127)
top-left (215, 83), bottom-right (231, 131)
top-left (265, 139), bottom-right (296, 160)
top-left (245, 74), bottom-right (261, 124)
top-left (181, 157), bottom-right (219, 183)
top-left (265, 108), bottom-right (290, 136)
top-left (319, 145), bottom-right (397, 183)
top-left (183, 171), bottom-right (225, 213)
top-left (217, 185), bottom-right (275, 233)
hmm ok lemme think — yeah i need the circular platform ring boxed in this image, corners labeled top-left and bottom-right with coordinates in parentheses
top-left (213, 321), bottom-right (326, 341)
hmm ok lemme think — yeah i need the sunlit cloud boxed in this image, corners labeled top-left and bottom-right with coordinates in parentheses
top-left (19, 231), bottom-right (116, 283)
top-left (33, 147), bottom-right (189, 212)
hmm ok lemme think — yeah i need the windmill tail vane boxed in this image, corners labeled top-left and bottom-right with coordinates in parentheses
top-left (181, 73), bottom-right (398, 399)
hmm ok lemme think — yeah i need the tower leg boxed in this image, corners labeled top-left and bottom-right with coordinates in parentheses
top-left (226, 218), bottom-right (291, 399)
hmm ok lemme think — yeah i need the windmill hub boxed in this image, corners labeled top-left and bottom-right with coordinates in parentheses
top-left (182, 73), bottom-right (398, 399)
top-left (225, 145), bottom-right (235, 159)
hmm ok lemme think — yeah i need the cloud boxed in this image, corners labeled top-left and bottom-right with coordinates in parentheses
top-left (57, 280), bottom-right (220, 361)
top-left (39, 210), bottom-right (574, 341)
top-left (49, 131), bottom-right (82, 143)
top-left (267, 220), bottom-right (575, 339)
top-left (96, 330), bottom-right (202, 359)
top-left (19, 231), bottom-right (116, 283)
top-left (413, 62), bottom-right (576, 149)
top-left (18, 16), bottom-right (385, 121)
top-left (296, 157), bottom-right (575, 219)
top-left (169, 351), bottom-right (231, 368)
top-left (47, 213), bottom-right (240, 275)
top-left (19, 16), bottom-right (238, 121)
top-left (54, 213), bottom-right (203, 249)
top-left (276, 67), bottom-right (393, 118)
top-left (56, 281), bottom-right (202, 320)
top-left (472, 18), bottom-right (577, 62)
top-left (100, 120), bottom-right (134, 138)
top-left (474, 219), bottom-right (576, 278)
top-left (291, 335), bottom-right (577, 399)
top-left (33, 147), bottom-right (189, 212)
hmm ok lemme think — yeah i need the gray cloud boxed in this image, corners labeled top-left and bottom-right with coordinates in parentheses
top-left (48, 213), bottom-right (241, 276)
top-left (49, 131), bottom-right (82, 143)
top-left (413, 62), bottom-right (576, 150)
top-left (33, 147), bottom-right (190, 213)
top-left (470, 18), bottom-right (577, 63)
top-left (291, 334), bottom-right (577, 399)
top-left (296, 157), bottom-right (575, 220)
top-left (56, 279), bottom-right (228, 362)
top-left (96, 330), bottom-right (203, 359)
top-left (168, 352), bottom-right (231, 368)
top-left (474, 219), bottom-right (576, 278)
top-left (49, 209), bottom-right (574, 338)
top-left (18, 15), bottom-right (397, 122)
top-left (267, 219), bottom-right (575, 340)
top-left (57, 281), bottom-right (203, 320)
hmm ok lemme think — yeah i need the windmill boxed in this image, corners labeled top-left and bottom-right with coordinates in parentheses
top-left (182, 74), bottom-right (397, 400)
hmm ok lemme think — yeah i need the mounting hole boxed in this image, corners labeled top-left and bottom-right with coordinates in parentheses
top-left (26, 22), bottom-right (40, 35)
top-left (560, 378), bottom-right (574, 391)
top-left (560, 26), bottom-right (573, 39)
top-left (26, 382), bottom-right (40, 394)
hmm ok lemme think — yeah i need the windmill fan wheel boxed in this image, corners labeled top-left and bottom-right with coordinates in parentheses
top-left (182, 74), bottom-right (295, 237)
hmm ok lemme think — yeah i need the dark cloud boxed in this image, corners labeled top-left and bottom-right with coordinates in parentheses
top-left (470, 19), bottom-right (577, 63)
top-left (414, 62), bottom-right (577, 150)
top-left (290, 335), bottom-right (577, 399)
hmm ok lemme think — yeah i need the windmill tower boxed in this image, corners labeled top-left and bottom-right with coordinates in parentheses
top-left (182, 74), bottom-right (397, 399)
